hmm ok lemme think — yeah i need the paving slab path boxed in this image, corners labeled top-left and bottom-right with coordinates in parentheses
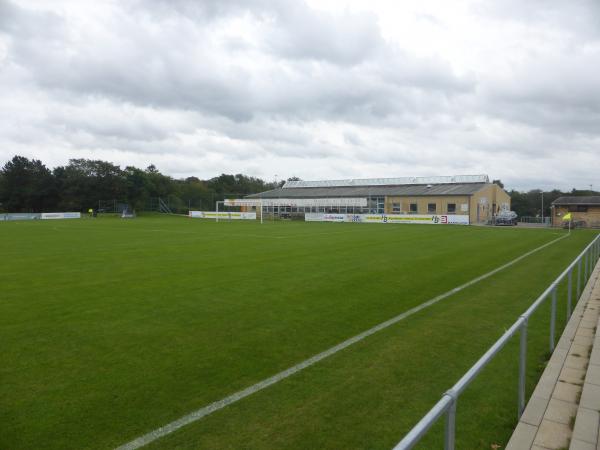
top-left (507, 259), bottom-right (600, 450)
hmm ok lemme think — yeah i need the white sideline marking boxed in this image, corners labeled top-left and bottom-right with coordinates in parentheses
top-left (116, 233), bottom-right (568, 450)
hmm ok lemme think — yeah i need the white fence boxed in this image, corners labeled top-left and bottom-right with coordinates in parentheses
top-left (1, 212), bottom-right (81, 221)
top-left (305, 213), bottom-right (470, 225)
top-left (41, 212), bottom-right (81, 220)
top-left (189, 211), bottom-right (257, 220)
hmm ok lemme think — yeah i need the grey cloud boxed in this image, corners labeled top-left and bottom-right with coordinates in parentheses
top-left (1, 0), bottom-right (599, 191)
top-left (0, 0), bottom-right (59, 35)
top-left (265, 5), bottom-right (383, 66)
top-left (1, 0), bottom-right (472, 126)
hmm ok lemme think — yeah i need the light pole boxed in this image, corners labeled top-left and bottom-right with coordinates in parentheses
top-left (541, 191), bottom-right (544, 223)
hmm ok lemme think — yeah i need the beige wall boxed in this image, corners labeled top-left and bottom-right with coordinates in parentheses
top-left (385, 196), bottom-right (470, 216)
top-left (552, 205), bottom-right (600, 228)
top-left (384, 184), bottom-right (511, 224)
top-left (469, 184), bottom-right (511, 224)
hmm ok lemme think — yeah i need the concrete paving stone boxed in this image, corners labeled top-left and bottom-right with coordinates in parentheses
top-left (506, 421), bottom-right (537, 450)
top-left (559, 340), bottom-right (574, 351)
top-left (591, 348), bottom-right (600, 366)
top-left (560, 366), bottom-right (587, 385)
top-left (552, 380), bottom-right (582, 403)
top-left (572, 407), bottom-right (600, 445)
top-left (533, 377), bottom-right (558, 401)
top-left (566, 355), bottom-right (590, 371)
top-left (534, 419), bottom-right (571, 449)
top-left (534, 363), bottom-right (563, 400)
top-left (549, 358), bottom-right (566, 374)
top-left (545, 397), bottom-right (578, 425)
top-left (579, 327), bottom-right (595, 338)
top-left (585, 363), bottom-right (600, 386)
top-left (521, 395), bottom-right (550, 427)
top-left (580, 383), bottom-right (600, 410)
top-left (570, 438), bottom-right (596, 450)
top-left (571, 343), bottom-right (593, 357)
top-left (574, 334), bottom-right (594, 347)
top-left (580, 319), bottom-right (597, 330)
top-left (564, 323), bottom-right (579, 337)
top-left (544, 398), bottom-right (577, 426)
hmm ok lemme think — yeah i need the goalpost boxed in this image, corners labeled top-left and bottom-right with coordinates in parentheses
top-left (216, 199), bottom-right (264, 224)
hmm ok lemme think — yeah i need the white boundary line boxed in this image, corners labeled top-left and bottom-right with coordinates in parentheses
top-left (116, 233), bottom-right (568, 450)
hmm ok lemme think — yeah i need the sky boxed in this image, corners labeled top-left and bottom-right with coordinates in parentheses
top-left (0, 0), bottom-right (599, 191)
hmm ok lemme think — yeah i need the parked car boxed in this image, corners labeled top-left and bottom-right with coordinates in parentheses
top-left (494, 210), bottom-right (518, 226)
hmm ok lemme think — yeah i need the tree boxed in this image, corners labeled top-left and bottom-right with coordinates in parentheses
top-left (54, 159), bottom-right (126, 210)
top-left (0, 156), bottom-right (56, 212)
top-left (124, 166), bottom-right (150, 210)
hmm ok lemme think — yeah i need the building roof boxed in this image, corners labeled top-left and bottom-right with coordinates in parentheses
top-left (247, 182), bottom-right (488, 199)
top-left (283, 174), bottom-right (489, 189)
top-left (552, 196), bottom-right (600, 206)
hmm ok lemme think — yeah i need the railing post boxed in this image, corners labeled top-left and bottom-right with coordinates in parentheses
top-left (518, 317), bottom-right (528, 417)
top-left (550, 288), bottom-right (557, 352)
top-left (444, 392), bottom-right (457, 450)
top-left (567, 269), bottom-right (573, 319)
top-left (577, 258), bottom-right (582, 299)
top-left (585, 251), bottom-right (589, 282)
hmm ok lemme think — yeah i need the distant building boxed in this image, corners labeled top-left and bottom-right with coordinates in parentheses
top-left (551, 196), bottom-right (600, 228)
top-left (247, 174), bottom-right (510, 225)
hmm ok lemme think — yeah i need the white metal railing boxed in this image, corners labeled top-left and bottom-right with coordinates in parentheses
top-left (393, 233), bottom-right (600, 450)
top-left (518, 216), bottom-right (552, 225)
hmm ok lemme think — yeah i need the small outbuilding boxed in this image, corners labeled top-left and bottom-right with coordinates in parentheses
top-left (551, 196), bottom-right (600, 228)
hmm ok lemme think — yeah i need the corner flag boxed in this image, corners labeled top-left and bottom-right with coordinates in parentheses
top-left (562, 213), bottom-right (572, 221)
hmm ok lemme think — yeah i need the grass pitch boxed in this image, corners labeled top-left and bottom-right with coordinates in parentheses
top-left (0, 216), bottom-right (596, 450)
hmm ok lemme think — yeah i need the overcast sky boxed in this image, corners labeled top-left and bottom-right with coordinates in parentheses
top-left (0, 0), bottom-right (598, 190)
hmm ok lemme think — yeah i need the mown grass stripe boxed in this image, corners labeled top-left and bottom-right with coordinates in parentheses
top-left (116, 233), bottom-right (568, 450)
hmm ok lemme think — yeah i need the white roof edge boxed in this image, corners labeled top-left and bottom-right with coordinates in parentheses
top-left (282, 175), bottom-right (490, 189)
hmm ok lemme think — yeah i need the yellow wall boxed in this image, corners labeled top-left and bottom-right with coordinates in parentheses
top-left (552, 205), bottom-right (600, 228)
top-left (384, 184), bottom-right (510, 224)
top-left (385, 196), bottom-right (470, 215)
top-left (469, 184), bottom-right (511, 224)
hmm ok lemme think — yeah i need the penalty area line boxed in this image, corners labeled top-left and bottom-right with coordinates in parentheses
top-left (116, 233), bottom-right (568, 450)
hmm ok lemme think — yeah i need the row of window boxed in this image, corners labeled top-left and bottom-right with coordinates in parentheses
top-left (260, 202), bottom-right (460, 214)
top-left (392, 203), bottom-right (458, 214)
top-left (567, 205), bottom-right (589, 212)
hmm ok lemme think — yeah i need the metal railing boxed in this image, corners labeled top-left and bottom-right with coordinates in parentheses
top-left (394, 232), bottom-right (600, 450)
top-left (518, 216), bottom-right (552, 225)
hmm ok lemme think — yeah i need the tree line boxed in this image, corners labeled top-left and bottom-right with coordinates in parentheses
top-left (0, 155), bottom-right (595, 216)
top-left (0, 155), bottom-right (281, 214)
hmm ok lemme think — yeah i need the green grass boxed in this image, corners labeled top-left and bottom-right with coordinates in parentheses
top-left (0, 216), bottom-right (597, 450)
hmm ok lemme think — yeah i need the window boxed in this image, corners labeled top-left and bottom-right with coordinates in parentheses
top-left (367, 196), bottom-right (385, 213)
top-left (568, 205), bottom-right (588, 212)
top-left (447, 203), bottom-right (456, 214)
top-left (409, 203), bottom-right (418, 214)
top-left (392, 203), bottom-right (401, 213)
top-left (428, 203), bottom-right (437, 213)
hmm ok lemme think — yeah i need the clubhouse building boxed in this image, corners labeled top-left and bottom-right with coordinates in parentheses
top-left (247, 174), bottom-right (510, 225)
top-left (552, 196), bottom-right (600, 228)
